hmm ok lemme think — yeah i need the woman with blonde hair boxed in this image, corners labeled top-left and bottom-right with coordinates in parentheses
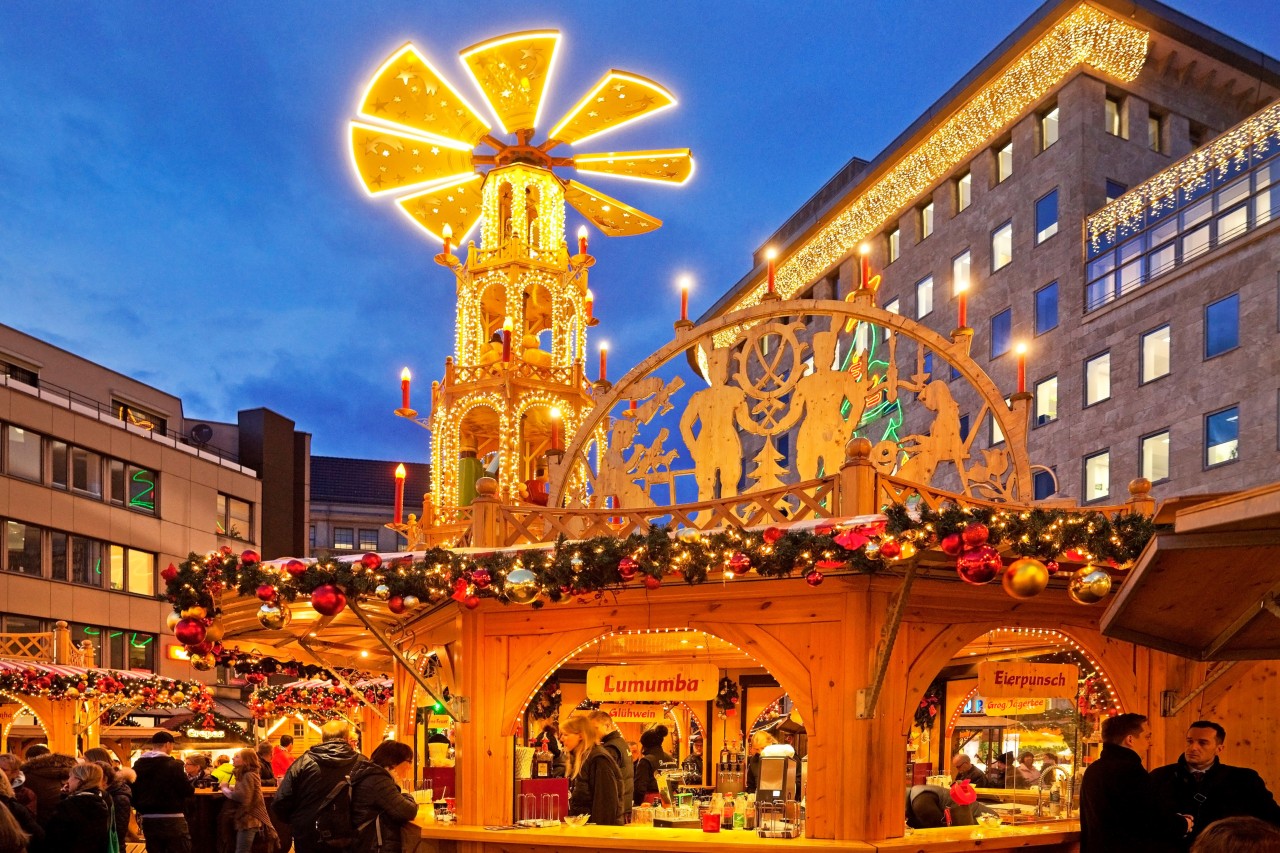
top-left (560, 715), bottom-right (624, 826)
top-left (0, 771), bottom-right (37, 851)
top-left (43, 762), bottom-right (112, 851)
top-left (220, 747), bottom-right (279, 853)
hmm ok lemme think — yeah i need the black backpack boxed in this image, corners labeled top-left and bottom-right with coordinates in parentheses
top-left (313, 774), bottom-right (357, 851)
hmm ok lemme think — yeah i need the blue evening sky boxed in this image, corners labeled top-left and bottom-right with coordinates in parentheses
top-left (1, 1), bottom-right (1276, 461)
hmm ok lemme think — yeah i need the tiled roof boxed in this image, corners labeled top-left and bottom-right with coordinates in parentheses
top-left (310, 456), bottom-right (432, 506)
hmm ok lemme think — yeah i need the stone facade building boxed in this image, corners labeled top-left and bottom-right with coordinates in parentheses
top-left (308, 455), bottom-right (430, 557)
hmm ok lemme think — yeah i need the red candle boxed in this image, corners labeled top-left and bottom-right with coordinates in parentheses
top-left (860, 255), bottom-right (870, 289)
top-left (550, 407), bottom-right (562, 450)
top-left (957, 285), bottom-right (968, 328)
top-left (394, 463), bottom-right (406, 524)
top-left (599, 342), bottom-right (609, 383)
top-left (679, 276), bottom-right (690, 322)
top-left (1016, 344), bottom-right (1027, 393)
top-left (501, 318), bottom-right (513, 362)
top-left (585, 289), bottom-right (595, 322)
top-left (400, 367), bottom-right (411, 409)
top-left (766, 248), bottom-right (777, 294)
top-left (442, 223), bottom-right (453, 257)
top-left (577, 226), bottom-right (588, 256)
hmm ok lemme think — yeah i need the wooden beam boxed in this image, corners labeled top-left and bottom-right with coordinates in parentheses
top-left (346, 602), bottom-right (463, 721)
top-left (1204, 585), bottom-right (1280, 660)
top-left (1162, 662), bottom-right (1238, 717)
top-left (856, 560), bottom-right (919, 718)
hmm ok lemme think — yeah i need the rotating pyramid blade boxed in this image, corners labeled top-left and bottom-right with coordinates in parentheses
top-left (349, 122), bottom-right (475, 196)
top-left (358, 44), bottom-right (491, 147)
top-left (572, 148), bottom-right (694, 184)
top-left (459, 30), bottom-right (561, 133)
top-left (548, 71), bottom-right (677, 147)
top-left (395, 174), bottom-right (484, 244)
top-left (564, 180), bottom-right (662, 236)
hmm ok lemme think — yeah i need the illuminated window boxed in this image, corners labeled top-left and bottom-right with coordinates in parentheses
top-left (1085, 352), bottom-right (1111, 406)
top-left (920, 201), bottom-right (934, 239)
top-left (358, 529), bottom-right (380, 551)
top-left (992, 222), bottom-right (1012, 270)
top-left (1036, 190), bottom-right (1059, 243)
top-left (1205, 406), bottom-right (1239, 467)
top-left (1141, 430), bottom-right (1170, 481)
top-left (1035, 377), bottom-right (1058, 425)
top-left (888, 227), bottom-right (900, 263)
top-left (333, 528), bottom-right (355, 550)
top-left (990, 412), bottom-right (1004, 445)
top-left (952, 250), bottom-right (971, 294)
top-left (216, 493), bottom-right (253, 542)
top-left (916, 276), bottom-right (933, 318)
top-left (108, 545), bottom-right (155, 596)
top-left (1035, 282), bottom-right (1058, 334)
top-left (957, 171), bottom-right (972, 212)
top-left (1141, 326), bottom-right (1170, 383)
top-left (1084, 450), bottom-right (1110, 501)
top-left (996, 141), bottom-right (1014, 183)
top-left (113, 400), bottom-right (167, 436)
top-left (5, 426), bottom-right (42, 483)
top-left (1205, 294), bottom-right (1239, 358)
top-left (1041, 106), bottom-right (1059, 150)
top-left (5, 521), bottom-right (43, 576)
top-left (991, 309), bottom-right (1012, 358)
top-left (1148, 115), bottom-right (1162, 152)
top-left (109, 460), bottom-right (157, 514)
top-left (884, 298), bottom-right (900, 315)
top-left (1105, 96), bottom-right (1122, 136)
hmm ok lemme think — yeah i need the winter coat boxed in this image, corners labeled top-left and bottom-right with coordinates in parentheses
top-left (132, 751), bottom-right (195, 816)
top-left (106, 776), bottom-right (134, 843)
top-left (0, 793), bottom-right (43, 845)
top-left (9, 777), bottom-right (37, 819)
top-left (1080, 743), bottom-right (1188, 853)
top-left (905, 784), bottom-right (991, 828)
top-left (19, 753), bottom-right (76, 826)
top-left (599, 730), bottom-right (634, 814)
top-left (224, 769), bottom-right (266, 830)
top-left (569, 746), bottom-right (624, 826)
top-left (1150, 756), bottom-right (1280, 850)
top-left (954, 765), bottom-right (990, 788)
top-left (42, 787), bottom-right (112, 853)
top-left (350, 762), bottom-right (418, 853)
top-left (271, 740), bottom-right (362, 847)
top-left (632, 746), bottom-right (674, 805)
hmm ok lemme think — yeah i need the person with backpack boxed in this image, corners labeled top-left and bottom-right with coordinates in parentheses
top-left (272, 720), bottom-right (362, 852)
top-left (132, 731), bottom-right (195, 853)
top-left (42, 763), bottom-right (112, 852)
top-left (350, 741), bottom-right (418, 853)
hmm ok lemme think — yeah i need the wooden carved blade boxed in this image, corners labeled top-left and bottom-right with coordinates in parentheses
top-left (395, 174), bottom-right (484, 244)
top-left (572, 148), bottom-right (694, 185)
top-left (357, 44), bottom-right (491, 147)
top-left (459, 30), bottom-right (561, 134)
top-left (547, 70), bottom-right (677, 147)
top-left (564, 179), bottom-right (662, 237)
top-left (349, 122), bottom-right (475, 196)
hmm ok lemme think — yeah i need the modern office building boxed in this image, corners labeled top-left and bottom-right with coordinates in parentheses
top-left (0, 322), bottom-right (309, 682)
top-left (703, 0), bottom-right (1280, 505)
top-left (309, 456), bottom-right (431, 557)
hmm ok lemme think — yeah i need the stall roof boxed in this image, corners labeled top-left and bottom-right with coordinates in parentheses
top-left (1101, 482), bottom-right (1280, 660)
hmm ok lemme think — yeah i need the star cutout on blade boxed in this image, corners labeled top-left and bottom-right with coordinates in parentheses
top-left (397, 70), bottom-right (414, 85)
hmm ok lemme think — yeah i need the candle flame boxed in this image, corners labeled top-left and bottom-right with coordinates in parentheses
top-left (394, 463), bottom-right (407, 480)
top-left (955, 281), bottom-right (969, 295)
top-left (678, 275), bottom-right (692, 291)
top-left (1015, 342), bottom-right (1028, 355)
top-left (599, 341), bottom-right (609, 352)
top-left (577, 225), bottom-right (588, 239)
top-left (765, 247), bottom-right (778, 261)
top-left (586, 289), bottom-right (594, 301)
top-left (442, 223), bottom-right (453, 239)
top-left (859, 243), bottom-right (872, 256)
top-left (550, 407), bottom-right (562, 420)
top-left (502, 317), bottom-right (514, 332)
top-left (400, 367), bottom-right (411, 381)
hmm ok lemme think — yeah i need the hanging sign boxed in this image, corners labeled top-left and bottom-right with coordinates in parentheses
top-left (598, 703), bottom-right (669, 724)
top-left (984, 697), bottom-right (1049, 716)
top-left (586, 664), bottom-right (719, 701)
top-left (978, 662), bottom-right (1077, 699)
top-left (0, 704), bottom-right (18, 726)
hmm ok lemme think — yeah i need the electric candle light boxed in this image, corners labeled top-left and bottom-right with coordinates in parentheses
top-left (549, 407), bottom-right (562, 451)
top-left (1016, 342), bottom-right (1028, 393)
top-left (393, 464), bottom-right (406, 524)
top-left (501, 317), bottom-right (513, 362)
top-left (400, 367), bottom-right (412, 410)
top-left (442, 223), bottom-right (453, 256)
top-left (765, 247), bottom-right (778, 294)
top-left (599, 341), bottom-right (609, 384)
top-left (585, 289), bottom-right (595, 322)
top-left (577, 225), bottom-right (588, 256)
top-left (956, 281), bottom-right (969, 328)
top-left (679, 275), bottom-right (691, 322)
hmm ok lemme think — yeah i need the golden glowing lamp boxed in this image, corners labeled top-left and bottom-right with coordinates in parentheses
top-left (585, 288), bottom-right (595, 322)
top-left (549, 406), bottom-right (563, 451)
top-left (501, 317), bottom-right (514, 362)
top-left (955, 280), bottom-right (969, 329)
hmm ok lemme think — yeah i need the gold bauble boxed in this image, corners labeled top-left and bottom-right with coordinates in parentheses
top-left (65, 687), bottom-right (79, 699)
top-left (181, 606), bottom-right (207, 620)
top-left (257, 603), bottom-right (292, 630)
top-left (165, 611), bottom-right (182, 632)
top-left (1068, 565), bottom-right (1113, 605)
top-left (171, 691), bottom-right (187, 703)
top-left (504, 568), bottom-right (540, 605)
top-left (262, 700), bottom-right (275, 713)
top-left (203, 620), bottom-right (225, 644)
top-left (189, 654), bottom-right (215, 672)
top-left (1002, 557), bottom-right (1050, 599)
top-left (895, 541), bottom-right (918, 561)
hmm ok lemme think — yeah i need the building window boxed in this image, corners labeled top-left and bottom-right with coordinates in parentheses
top-left (1105, 179), bottom-right (1127, 203)
top-left (1085, 352), bottom-right (1111, 406)
top-left (1141, 430), bottom-right (1170, 482)
top-left (1040, 106), bottom-right (1059, 150)
top-left (4, 521), bottom-right (42, 576)
top-left (990, 412), bottom-right (1005, 445)
top-left (884, 298), bottom-right (900, 315)
top-left (113, 400), bottom-right (167, 436)
top-left (996, 141), bottom-right (1013, 183)
top-left (957, 170), bottom-right (972, 212)
top-left (216, 493), bottom-right (253, 542)
top-left (920, 201), bottom-right (934, 239)
top-left (952, 251), bottom-right (971, 297)
top-left (916, 276), bottom-right (933, 318)
top-left (1205, 294), bottom-right (1239, 358)
top-left (70, 535), bottom-right (103, 587)
top-left (958, 414), bottom-right (970, 442)
top-left (990, 309), bottom-right (1012, 359)
top-left (333, 528), bottom-right (355, 550)
top-left (70, 447), bottom-right (103, 499)
top-left (1148, 115), bottom-right (1162, 152)
top-left (1141, 326), bottom-right (1171, 383)
top-left (1035, 377), bottom-right (1058, 425)
top-left (1205, 406), bottom-right (1239, 467)
top-left (5, 426), bottom-right (42, 483)
top-left (50, 531), bottom-right (67, 581)
top-left (0, 361), bottom-right (38, 387)
top-left (109, 460), bottom-right (157, 514)
top-left (991, 221), bottom-right (1013, 271)
top-left (358, 529), bottom-right (380, 551)
top-left (888, 227), bottom-right (900, 263)
top-left (106, 628), bottom-right (156, 672)
top-left (1035, 190), bottom-right (1059, 243)
top-left (1035, 282), bottom-right (1058, 335)
top-left (1084, 451), bottom-right (1111, 501)
top-left (108, 545), bottom-right (156, 596)
top-left (309, 525), bottom-right (317, 550)
top-left (1105, 96), bottom-right (1122, 137)
top-left (1033, 469), bottom-right (1057, 500)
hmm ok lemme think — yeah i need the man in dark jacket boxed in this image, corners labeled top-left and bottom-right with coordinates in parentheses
top-left (1150, 720), bottom-right (1280, 850)
top-left (587, 710), bottom-right (634, 819)
top-left (132, 731), bottom-right (196, 853)
top-left (951, 753), bottom-right (990, 788)
top-left (1080, 713), bottom-right (1191, 852)
top-left (272, 719), bottom-right (363, 852)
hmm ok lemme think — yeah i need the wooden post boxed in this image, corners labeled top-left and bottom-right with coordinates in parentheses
top-left (52, 621), bottom-right (72, 665)
top-left (1127, 477), bottom-right (1155, 516)
top-left (470, 477), bottom-right (502, 548)
top-left (837, 437), bottom-right (876, 517)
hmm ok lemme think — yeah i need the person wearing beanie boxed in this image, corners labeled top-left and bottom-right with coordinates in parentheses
top-left (132, 731), bottom-right (195, 852)
top-left (633, 725), bottom-right (675, 806)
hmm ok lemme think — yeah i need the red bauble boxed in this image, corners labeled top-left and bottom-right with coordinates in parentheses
top-left (471, 568), bottom-right (492, 589)
top-left (956, 547), bottom-right (999, 585)
top-left (642, 574), bottom-right (662, 590)
top-left (962, 523), bottom-right (989, 547)
top-left (310, 584), bottom-right (347, 616)
top-left (879, 540), bottom-right (902, 559)
top-left (174, 618), bottom-right (207, 646)
top-left (285, 559), bottom-right (307, 577)
top-left (940, 534), bottom-right (964, 557)
top-left (161, 564), bottom-right (179, 582)
top-left (387, 596), bottom-right (407, 614)
top-left (618, 556), bottom-right (639, 581)
top-left (240, 549), bottom-right (261, 565)
top-left (981, 544), bottom-right (1004, 575)
top-left (1046, 560), bottom-right (1060, 576)
top-left (728, 552), bottom-right (751, 572)
top-left (255, 584), bottom-right (276, 602)
top-left (805, 570), bottom-right (825, 587)
top-left (245, 672), bottom-right (266, 685)
top-left (463, 595), bottom-right (480, 610)
top-left (360, 552), bottom-right (382, 571)
top-left (189, 641), bottom-right (213, 656)
top-left (762, 527), bottom-right (783, 544)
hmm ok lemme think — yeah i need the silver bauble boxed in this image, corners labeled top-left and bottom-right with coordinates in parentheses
top-left (257, 603), bottom-right (292, 630)
top-left (505, 568), bottom-right (540, 605)
top-left (1068, 565), bottom-right (1112, 605)
top-left (375, 584), bottom-right (391, 601)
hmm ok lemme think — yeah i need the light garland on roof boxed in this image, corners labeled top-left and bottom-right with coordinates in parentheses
top-left (720, 3), bottom-right (1149, 338)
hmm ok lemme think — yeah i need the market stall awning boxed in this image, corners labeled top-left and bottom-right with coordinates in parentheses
top-left (1101, 483), bottom-right (1280, 660)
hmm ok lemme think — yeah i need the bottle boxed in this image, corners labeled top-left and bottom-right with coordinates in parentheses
top-left (721, 796), bottom-right (735, 830)
top-left (733, 794), bottom-right (746, 830)
top-left (533, 738), bottom-right (553, 779)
